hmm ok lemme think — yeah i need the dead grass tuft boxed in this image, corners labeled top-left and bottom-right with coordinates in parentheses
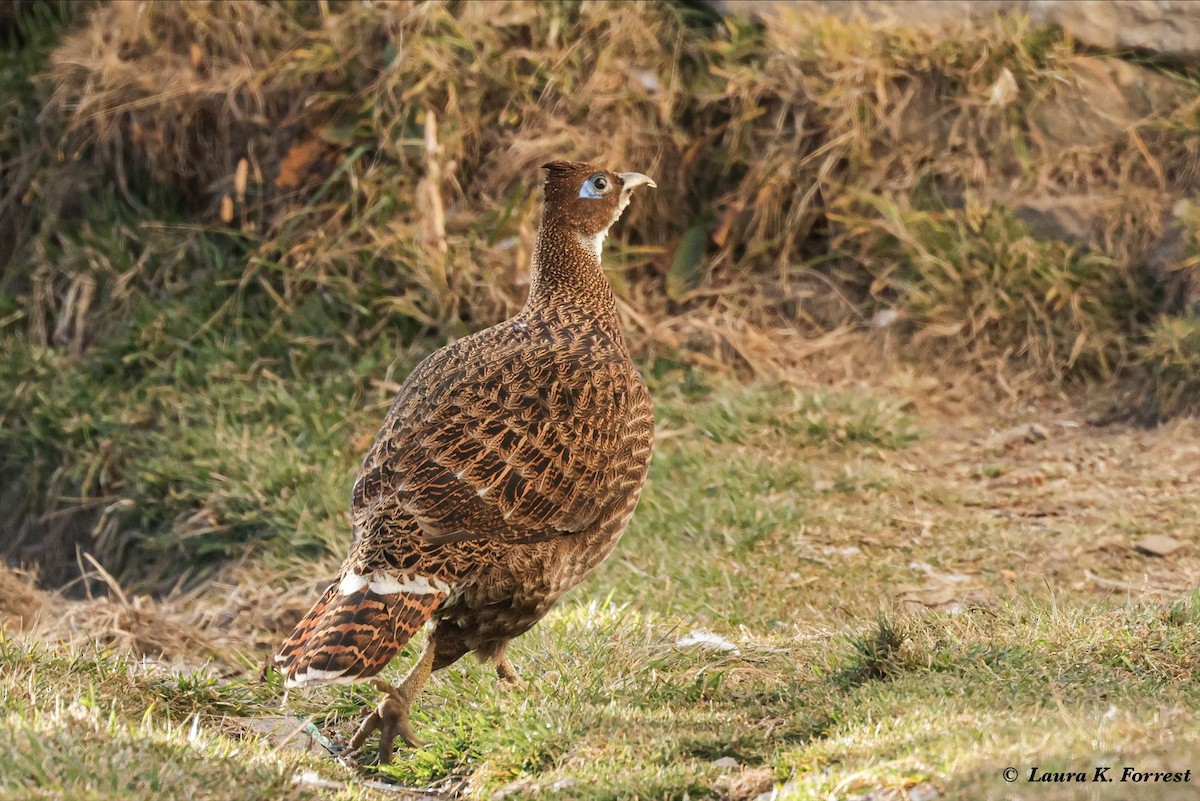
top-left (837, 196), bottom-right (1145, 380)
top-left (27, 1), bottom-right (1197, 386)
top-left (1137, 315), bottom-right (1200, 420)
top-left (2, 555), bottom-right (295, 665)
top-left (0, 564), bottom-right (48, 631)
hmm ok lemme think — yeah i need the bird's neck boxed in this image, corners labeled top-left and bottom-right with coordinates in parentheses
top-left (525, 221), bottom-right (621, 329)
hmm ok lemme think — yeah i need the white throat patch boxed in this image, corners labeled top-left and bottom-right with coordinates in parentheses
top-left (578, 231), bottom-right (607, 260)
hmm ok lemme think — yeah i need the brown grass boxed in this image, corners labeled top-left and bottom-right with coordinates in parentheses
top-left (0, 555), bottom-right (308, 665)
top-left (22, 0), bottom-right (1195, 389)
top-left (0, 564), bottom-right (47, 631)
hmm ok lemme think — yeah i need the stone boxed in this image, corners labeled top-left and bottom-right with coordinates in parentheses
top-left (1031, 56), bottom-right (1184, 150)
top-left (1031, 0), bottom-right (1200, 65)
top-left (1133, 535), bottom-right (1187, 556)
top-left (706, 1), bottom-right (1200, 65)
top-left (1012, 197), bottom-right (1109, 247)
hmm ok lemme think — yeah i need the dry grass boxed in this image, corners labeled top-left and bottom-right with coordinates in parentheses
top-left (0, 564), bottom-right (46, 631)
top-left (9, 0), bottom-right (1193, 384)
top-left (4, 6), bottom-right (1200, 796)
top-left (1138, 315), bottom-right (1200, 420)
top-left (836, 196), bottom-right (1144, 380)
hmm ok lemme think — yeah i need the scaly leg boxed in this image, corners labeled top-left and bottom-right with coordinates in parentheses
top-left (348, 639), bottom-right (435, 764)
top-left (491, 641), bottom-right (525, 690)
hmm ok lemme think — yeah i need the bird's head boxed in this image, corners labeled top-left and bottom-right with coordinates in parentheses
top-left (540, 161), bottom-right (656, 256)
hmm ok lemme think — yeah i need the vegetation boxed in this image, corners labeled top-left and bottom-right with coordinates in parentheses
top-left (2, 1), bottom-right (1200, 799)
top-left (3, 374), bottom-right (1199, 798)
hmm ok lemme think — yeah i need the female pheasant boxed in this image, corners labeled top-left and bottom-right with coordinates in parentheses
top-left (274, 161), bottom-right (656, 762)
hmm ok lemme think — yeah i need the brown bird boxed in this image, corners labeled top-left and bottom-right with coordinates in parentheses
top-left (274, 161), bottom-right (656, 763)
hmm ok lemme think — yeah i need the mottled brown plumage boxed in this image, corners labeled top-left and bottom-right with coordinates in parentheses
top-left (274, 160), bottom-right (656, 762)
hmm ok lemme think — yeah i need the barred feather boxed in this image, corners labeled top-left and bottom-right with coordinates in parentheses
top-left (275, 579), bottom-right (446, 687)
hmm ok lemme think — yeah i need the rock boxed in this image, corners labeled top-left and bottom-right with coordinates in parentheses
top-left (1012, 197), bottom-right (1105, 247)
top-left (240, 716), bottom-right (335, 756)
top-left (712, 756), bottom-right (740, 769)
top-left (1031, 0), bottom-right (1200, 65)
top-left (676, 630), bottom-right (741, 654)
top-left (491, 778), bottom-right (536, 800)
top-left (978, 422), bottom-right (1050, 452)
top-left (1029, 56), bottom-right (1184, 150)
top-left (726, 766), bottom-right (777, 801)
top-left (1133, 535), bottom-right (1187, 556)
top-left (988, 67), bottom-right (1019, 108)
top-left (701, 1), bottom-right (1014, 27)
top-left (872, 308), bottom-right (899, 329)
top-left (706, 2), bottom-right (1200, 65)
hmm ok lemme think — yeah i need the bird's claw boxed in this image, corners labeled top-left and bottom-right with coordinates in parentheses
top-left (494, 654), bottom-right (526, 690)
top-left (497, 672), bottom-right (526, 691)
top-left (347, 689), bottom-right (423, 765)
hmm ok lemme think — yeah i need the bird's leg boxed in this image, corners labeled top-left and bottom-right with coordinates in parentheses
top-left (491, 641), bottom-right (526, 690)
top-left (348, 640), bottom-right (435, 764)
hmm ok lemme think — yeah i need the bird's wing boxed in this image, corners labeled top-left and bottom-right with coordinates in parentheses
top-left (350, 331), bottom-right (649, 545)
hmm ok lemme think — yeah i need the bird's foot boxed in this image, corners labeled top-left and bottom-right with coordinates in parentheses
top-left (494, 655), bottom-right (526, 690)
top-left (348, 680), bottom-right (423, 765)
top-left (497, 672), bottom-right (526, 691)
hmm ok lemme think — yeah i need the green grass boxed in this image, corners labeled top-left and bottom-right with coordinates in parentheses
top-left (5, 591), bottom-right (1200, 800)
top-left (1138, 315), bottom-right (1200, 420)
top-left (2, 1), bottom-right (1199, 798)
top-left (0, 293), bottom-right (417, 586)
top-left (835, 195), bottom-right (1147, 381)
top-left (5, 378), bottom-right (1200, 799)
top-left (0, 639), bottom-right (363, 801)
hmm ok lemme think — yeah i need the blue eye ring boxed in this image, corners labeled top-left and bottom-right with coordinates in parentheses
top-left (579, 173), bottom-right (611, 199)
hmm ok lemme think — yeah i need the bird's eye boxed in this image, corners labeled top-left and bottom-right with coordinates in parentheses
top-left (579, 173), bottom-right (611, 199)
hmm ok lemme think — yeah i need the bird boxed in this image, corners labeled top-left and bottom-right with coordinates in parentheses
top-left (273, 160), bottom-right (657, 763)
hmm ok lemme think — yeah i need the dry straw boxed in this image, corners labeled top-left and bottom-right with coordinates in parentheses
top-left (19, 1), bottom-right (1200, 387)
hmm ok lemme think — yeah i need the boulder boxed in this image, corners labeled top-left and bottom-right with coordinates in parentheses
top-left (1028, 56), bottom-right (1185, 150)
top-left (706, 1), bottom-right (1200, 65)
top-left (1031, 1), bottom-right (1200, 65)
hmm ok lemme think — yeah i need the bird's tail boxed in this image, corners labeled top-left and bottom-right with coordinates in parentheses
top-left (273, 572), bottom-right (447, 687)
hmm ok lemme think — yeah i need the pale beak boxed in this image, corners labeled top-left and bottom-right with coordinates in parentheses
top-left (617, 172), bottom-right (657, 191)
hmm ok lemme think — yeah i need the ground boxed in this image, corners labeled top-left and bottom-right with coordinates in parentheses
top-left (4, 2), bottom-right (1199, 798)
top-left (2, 366), bottom-right (1197, 801)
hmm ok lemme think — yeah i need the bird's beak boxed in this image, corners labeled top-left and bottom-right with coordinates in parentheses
top-left (618, 172), bottom-right (657, 191)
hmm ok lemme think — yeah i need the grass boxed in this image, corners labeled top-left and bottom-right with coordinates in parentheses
top-left (0, 639), bottom-right (362, 801)
top-left (2, 0), bottom-right (1199, 580)
top-left (836, 196), bottom-right (1147, 381)
top-left (0, 238), bottom-right (424, 585)
top-left (1138, 315), bottom-right (1200, 420)
top-left (2, 1), bottom-right (1200, 799)
top-left (8, 0), bottom-right (1199, 377)
top-left (4, 379), bottom-right (1200, 799)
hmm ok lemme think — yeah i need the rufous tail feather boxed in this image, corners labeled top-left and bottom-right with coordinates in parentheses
top-left (274, 580), bottom-right (445, 687)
